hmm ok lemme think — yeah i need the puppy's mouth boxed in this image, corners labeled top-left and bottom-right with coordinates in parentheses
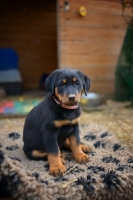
top-left (63, 101), bottom-right (79, 106)
top-left (53, 96), bottom-right (79, 109)
top-left (60, 99), bottom-right (79, 106)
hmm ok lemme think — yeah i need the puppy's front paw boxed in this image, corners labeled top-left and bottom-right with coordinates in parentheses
top-left (74, 153), bottom-right (89, 164)
top-left (49, 164), bottom-right (66, 177)
top-left (81, 144), bottom-right (90, 153)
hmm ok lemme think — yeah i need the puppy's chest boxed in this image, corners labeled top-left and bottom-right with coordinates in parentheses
top-left (53, 117), bottom-right (80, 128)
top-left (53, 107), bottom-right (81, 128)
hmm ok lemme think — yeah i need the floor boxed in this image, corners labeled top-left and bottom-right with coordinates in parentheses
top-left (80, 100), bottom-right (133, 150)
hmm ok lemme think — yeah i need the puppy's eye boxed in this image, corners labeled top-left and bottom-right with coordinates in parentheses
top-left (59, 82), bottom-right (65, 86)
top-left (75, 82), bottom-right (80, 85)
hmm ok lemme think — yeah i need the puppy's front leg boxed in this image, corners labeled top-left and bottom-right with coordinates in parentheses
top-left (43, 132), bottom-right (66, 176)
top-left (48, 153), bottom-right (66, 177)
top-left (69, 135), bottom-right (89, 164)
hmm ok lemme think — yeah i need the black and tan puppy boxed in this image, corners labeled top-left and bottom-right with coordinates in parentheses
top-left (23, 69), bottom-right (90, 176)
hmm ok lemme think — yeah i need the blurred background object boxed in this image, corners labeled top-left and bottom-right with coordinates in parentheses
top-left (115, 25), bottom-right (133, 107)
top-left (0, 48), bottom-right (22, 95)
top-left (79, 6), bottom-right (87, 17)
top-left (119, 0), bottom-right (133, 26)
top-left (80, 93), bottom-right (104, 111)
top-left (0, 87), bottom-right (6, 99)
top-left (64, 1), bottom-right (70, 11)
top-left (39, 73), bottom-right (49, 90)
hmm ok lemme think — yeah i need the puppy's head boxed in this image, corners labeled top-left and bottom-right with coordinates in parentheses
top-left (45, 69), bottom-right (90, 105)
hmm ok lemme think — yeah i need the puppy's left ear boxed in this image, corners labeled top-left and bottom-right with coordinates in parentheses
top-left (45, 69), bottom-right (60, 94)
top-left (77, 71), bottom-right (91, 96)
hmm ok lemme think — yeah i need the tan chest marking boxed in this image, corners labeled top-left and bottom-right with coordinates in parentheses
top-left (54, 117), bottom-right (80, 128)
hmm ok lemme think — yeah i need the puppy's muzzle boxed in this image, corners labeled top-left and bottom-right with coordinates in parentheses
top-left (68, 94), bottom-right (75, 101)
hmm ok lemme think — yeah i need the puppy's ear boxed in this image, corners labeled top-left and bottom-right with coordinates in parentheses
top-left (45, 69), bottom-right (60, 94)
top-left (77, 71), bottom-right (91, 96)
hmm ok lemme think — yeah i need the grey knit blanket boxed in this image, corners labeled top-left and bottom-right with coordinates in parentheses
top-left (0, 124), bottom-right (133, 200)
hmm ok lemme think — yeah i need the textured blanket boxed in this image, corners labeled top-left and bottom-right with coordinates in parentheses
top-left (0, 124), bottom-right (133, 200)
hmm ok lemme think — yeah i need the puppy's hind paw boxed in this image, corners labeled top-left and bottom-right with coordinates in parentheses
top-left (81, 144), bottom-right (90, 153)
top-left (74, 153), bottom-right (89, 164)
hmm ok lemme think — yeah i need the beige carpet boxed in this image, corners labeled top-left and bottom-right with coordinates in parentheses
top-left (1, 124), bottom-right (133, 200)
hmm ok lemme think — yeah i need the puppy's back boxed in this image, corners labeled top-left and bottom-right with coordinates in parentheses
top-left (23, 98), bottom-right (48, 147)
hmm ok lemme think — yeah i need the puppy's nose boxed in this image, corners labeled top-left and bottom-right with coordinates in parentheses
top-left (68, 94), bottom-right (75, 101)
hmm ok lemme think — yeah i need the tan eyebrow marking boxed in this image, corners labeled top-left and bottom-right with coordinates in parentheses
top-left (63, 79), bottom-right (67, 83)
top-left (73, 77), bottom-right (76, 82)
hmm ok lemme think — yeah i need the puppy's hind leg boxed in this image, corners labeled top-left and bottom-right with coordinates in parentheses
top-left (63, 138), bottom-right (71, 149)
top-left (31, 150), bottom-right (47, 160)
top-left (23, 147), bottom-right (47, 161)
top-left (23, 147), bottom-right (65, 164)
top-left (63, 138), bottom-right (90, 153)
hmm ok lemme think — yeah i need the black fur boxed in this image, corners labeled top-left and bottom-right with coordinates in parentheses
top-left (23, 69), bottom-right (90, 160)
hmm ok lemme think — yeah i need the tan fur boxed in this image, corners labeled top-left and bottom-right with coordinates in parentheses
top-left (54, 117), bottom-right (80, 128)
top-left (73, 77), bottom-right (76, 82)
top-left (55, 87), bottom-right (67, 102)
top-left (63, 79), bottom-right (67, 83)
top-left (63, 138), bottom-right (90, 153)
top-left (81, 86), bottom-right (84, 95)
top-left (32, 150), bottom-right (47, 157)
top-left (48, 154), bottom-right (66, 176)
top-left (54, 87), bottom-right (81, 105)
top-left (63, 138), bottom-right (71, 149)
top-left (69, 135), bottom-right (89, 164)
